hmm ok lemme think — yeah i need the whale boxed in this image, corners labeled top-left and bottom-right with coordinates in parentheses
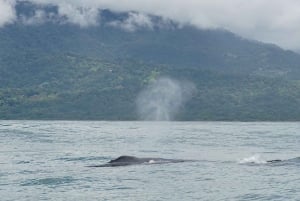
top-left (267, 157), bottom-right (300, 165)
top-left (88, 155), bottom-right (192, 167)
top-left (267, 159), bottom-right (282, 163)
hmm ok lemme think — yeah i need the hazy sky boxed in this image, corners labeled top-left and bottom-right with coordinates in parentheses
top-left (1, 0), bottom-right (300, 50)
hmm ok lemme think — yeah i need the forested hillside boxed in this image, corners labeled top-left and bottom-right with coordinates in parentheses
top-left (1, 2), bottom-right (300, 120)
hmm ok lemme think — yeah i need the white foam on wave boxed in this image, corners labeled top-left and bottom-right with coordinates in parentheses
top-left (148, 160), bottom-right (156, 164)
top-left (238, 155), bottom-right (267, 164)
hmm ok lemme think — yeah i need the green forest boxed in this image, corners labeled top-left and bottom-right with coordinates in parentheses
top-left (1, 3), bottom-right (300, 121)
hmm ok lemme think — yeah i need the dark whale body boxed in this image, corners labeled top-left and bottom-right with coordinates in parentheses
top-left (88, 155), bottom-right (190, 167)
top-left (266, 157), bottom-right (300, 165)
top-left (267, 159), bottom-right (282, 163)
top-left (239, 157), bottom-right (300, 165)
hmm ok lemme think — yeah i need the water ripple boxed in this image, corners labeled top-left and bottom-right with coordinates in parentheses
top-left (21, 176), bottom-right (76, 187)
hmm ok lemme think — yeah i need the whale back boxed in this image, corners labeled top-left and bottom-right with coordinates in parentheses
top-left (109, 155), bottom-right (140, 163)
top-left (88, 155), bottom-right (194, 167)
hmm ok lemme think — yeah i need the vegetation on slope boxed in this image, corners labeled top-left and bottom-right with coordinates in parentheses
top-left (1, 3), bottom-right (300, 120)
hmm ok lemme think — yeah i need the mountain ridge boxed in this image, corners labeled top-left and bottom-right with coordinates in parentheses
top-left (1, 1), bottom-right (300, 120)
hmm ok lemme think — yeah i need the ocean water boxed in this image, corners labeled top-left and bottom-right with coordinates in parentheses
top-left (1, 121), bottom-right (300, 201)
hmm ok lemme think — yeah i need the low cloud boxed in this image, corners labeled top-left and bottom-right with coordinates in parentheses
top-left (0, 0), bottom-right (16, 27)
top-left (20, 9), bottom-right (50, 25)
top-left (57, 2), bottom-right (99, 27)
top-left (108, 12), bottom-right (153, 32)
top-left (1, 0), bottom-right (300, 49)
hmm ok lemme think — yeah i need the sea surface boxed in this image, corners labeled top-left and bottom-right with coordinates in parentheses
top-left (1, 121), bottom-right (300, 201)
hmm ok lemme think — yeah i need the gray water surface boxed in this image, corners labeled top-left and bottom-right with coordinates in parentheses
top-left (1, 121), bottom-right (300, 200)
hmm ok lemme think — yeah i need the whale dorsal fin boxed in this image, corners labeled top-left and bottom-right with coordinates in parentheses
top-left (109, 156), bottom-right (138, 163)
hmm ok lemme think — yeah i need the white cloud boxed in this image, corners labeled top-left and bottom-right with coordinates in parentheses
top-left (20, 9), bottom-right (50, 25)
top-left (1, 0), bottom-right (300, 49)
top-left (18, 1), bottom-right (99, 27)
top-left (57, 2), bottom-right (99, 27)
top-left (0, 0), bottom-right (16, 27)
top-left (108, 12), bottom-right (153, 32)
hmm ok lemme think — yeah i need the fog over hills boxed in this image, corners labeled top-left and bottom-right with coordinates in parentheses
top-left (1, 1), bottom-right (300, 120)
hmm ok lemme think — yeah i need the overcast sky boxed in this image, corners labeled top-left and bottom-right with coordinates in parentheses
top-left (1, 0), bottom-right (300, 50)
